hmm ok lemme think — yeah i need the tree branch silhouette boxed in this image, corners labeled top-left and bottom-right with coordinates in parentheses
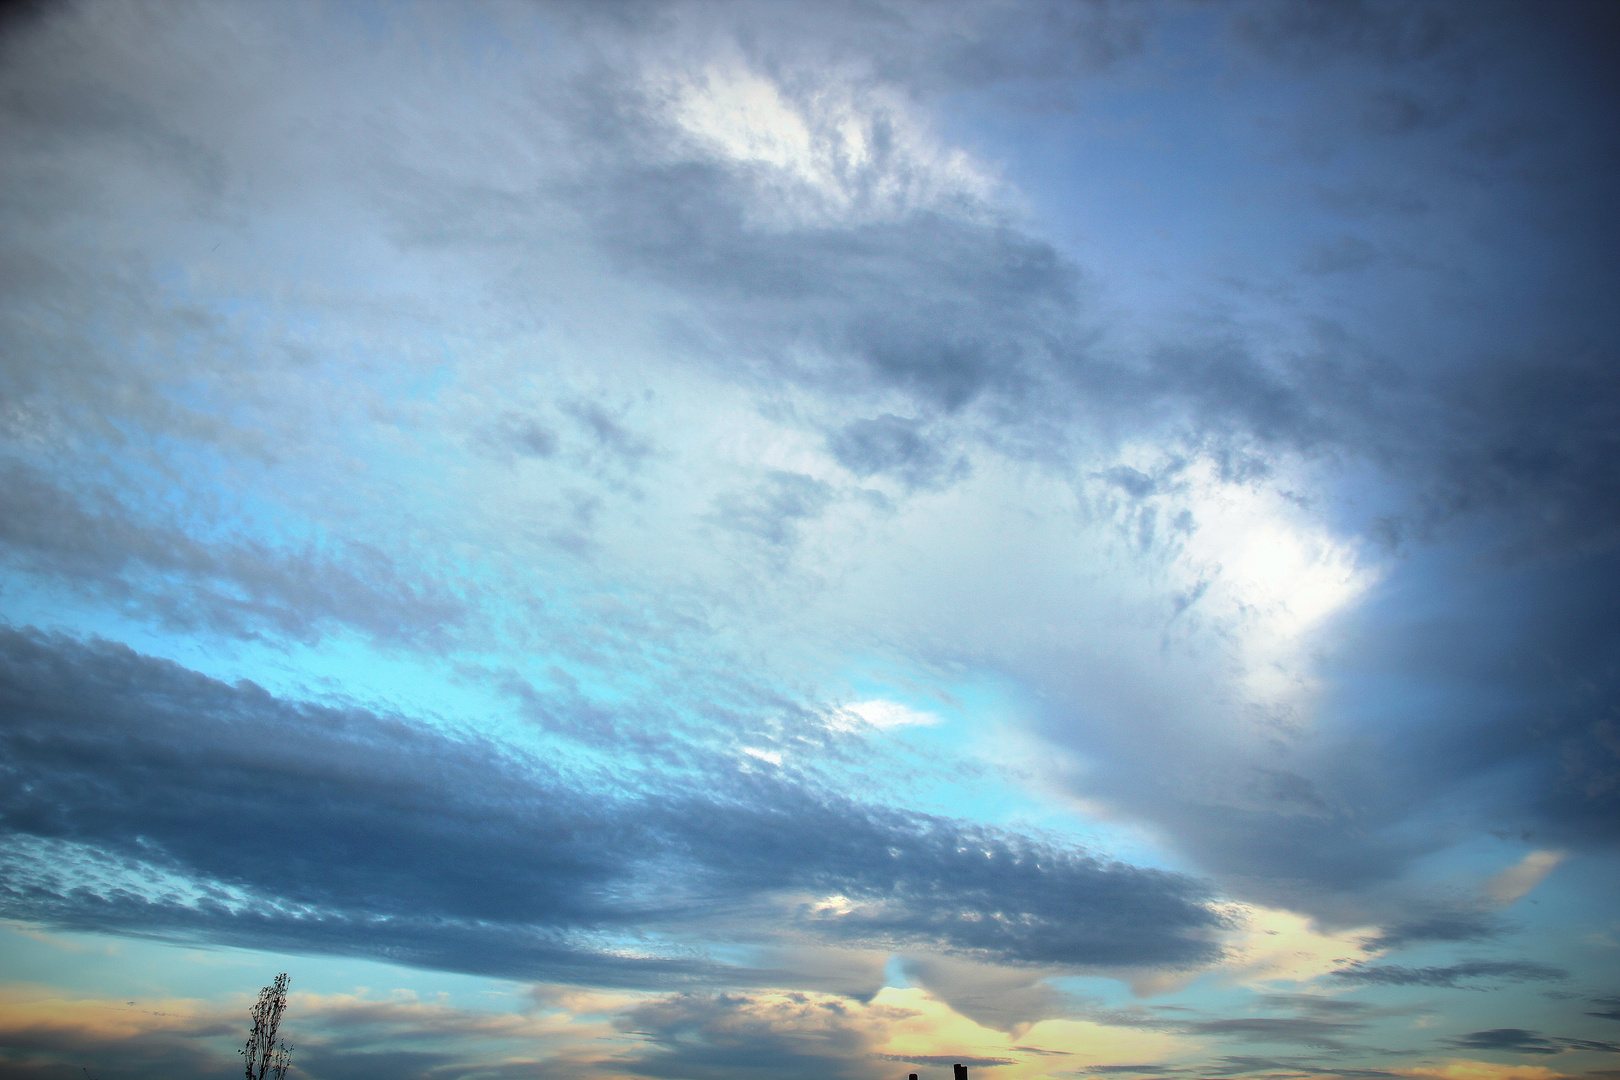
top-left (241, 973), bottom-right (293, 1080)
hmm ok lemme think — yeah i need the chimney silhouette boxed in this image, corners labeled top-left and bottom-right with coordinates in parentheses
top-left (955, 1065), bottom-right (968, 1080)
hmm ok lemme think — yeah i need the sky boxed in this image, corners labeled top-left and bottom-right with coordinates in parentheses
top-left (0, 1), bottom-right (1617, 1078)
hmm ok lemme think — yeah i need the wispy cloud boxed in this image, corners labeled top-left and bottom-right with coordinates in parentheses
top-left (1332, 961), bottom-right (1568, 990)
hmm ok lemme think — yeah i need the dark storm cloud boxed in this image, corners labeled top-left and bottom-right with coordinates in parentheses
top-left (1330, 959), bottom-right (1567, 989)
top-left (0, 627), bottom-right (1221, 980)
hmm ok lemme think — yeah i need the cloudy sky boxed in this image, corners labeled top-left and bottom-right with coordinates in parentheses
top-left (1, 1), bottom-right (1617, 1078)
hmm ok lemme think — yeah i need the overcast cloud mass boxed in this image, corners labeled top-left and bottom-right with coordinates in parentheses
top-left (0, 2), bottom-right (1617, 1079)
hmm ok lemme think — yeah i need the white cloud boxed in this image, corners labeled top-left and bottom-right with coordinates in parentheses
top-left (837, 699), bottom-right (942, 730)
top-left (1484, 849), bottom-right (1565, 906)
top-left (660, 55), bottom-right (996, 228)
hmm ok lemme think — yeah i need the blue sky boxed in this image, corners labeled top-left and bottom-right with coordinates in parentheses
top-left (1, 2), bottom-right (1617, 1079)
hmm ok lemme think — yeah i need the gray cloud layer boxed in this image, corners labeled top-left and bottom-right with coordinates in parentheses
top-left (0, 627), bottom-right (1221, 982)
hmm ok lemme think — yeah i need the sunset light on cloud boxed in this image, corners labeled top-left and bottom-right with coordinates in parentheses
top-left (0, 2), bottom-right (1618, 1079)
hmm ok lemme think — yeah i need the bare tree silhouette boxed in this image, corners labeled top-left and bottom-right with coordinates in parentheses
top-left (241, 973), bottom-right (294, 1080)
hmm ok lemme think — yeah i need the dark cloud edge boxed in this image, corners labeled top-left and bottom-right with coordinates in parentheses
top-left (0, 624), bottom-right (1225, 987)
